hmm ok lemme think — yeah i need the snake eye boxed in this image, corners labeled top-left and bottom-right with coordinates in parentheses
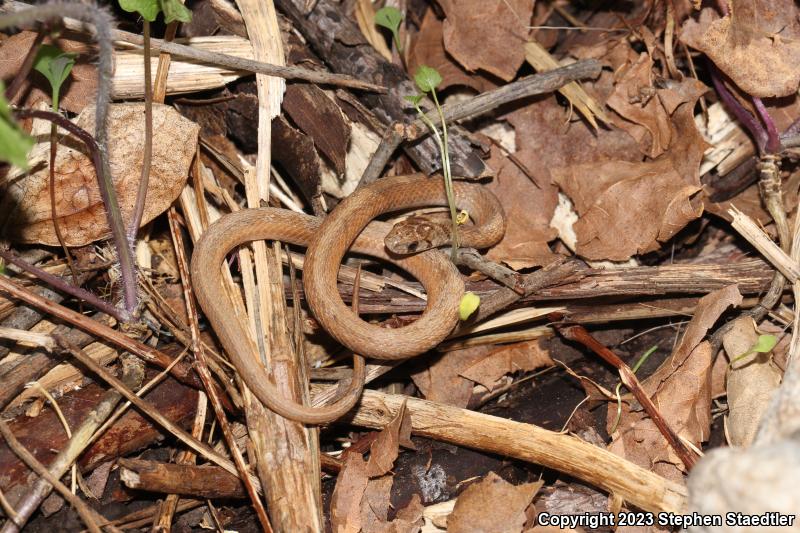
top-left (406, 242), bottom-right (419, 252)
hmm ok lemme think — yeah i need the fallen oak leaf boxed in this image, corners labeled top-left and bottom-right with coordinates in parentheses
top-left (331, 453), bottom-right (370, 533)
top-left (459, 340), bottom-right (553, 391)
top-left (366, 401), bottom-right (407, 477)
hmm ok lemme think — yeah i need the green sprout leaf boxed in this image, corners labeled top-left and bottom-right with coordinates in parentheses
top-left (0, 84), bottom-right (34, 169)
top-left (404, 94), bottom-right (424, 106)
top-left (458, 291), bottom-right (480, 321)
top-left (375, 6), bottom-right (402, 34)
top-left (33, 45), bottom-right (77, 109)
top-left (751, 334), bottom-right (778, 353)
top-left (161, 0), bottom-right (192, 23)
top-left (119, 0), bottom-right (160, 21)
top-left (414, 65), bottom-right (442, 94)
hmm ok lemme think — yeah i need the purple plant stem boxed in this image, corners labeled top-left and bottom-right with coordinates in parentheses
top-left (710, 65), bottom-right (768, 153)
top-left (752, 97), bottom-right (781, 154)
top-left (0, 249), bottom-right (125, 322)
top-left (13, 108), bottom-right (136, 321)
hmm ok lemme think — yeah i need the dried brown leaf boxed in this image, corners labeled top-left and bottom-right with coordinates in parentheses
top-left (459, 340), bottom-right (554, 391)
top-left (552, 79), bottom-right (708, 261)
top-left (0, 31), bottom-right (97, 113)
top-left (680, 2), bottom-right (800, 98)
top-left (447, 472), bottom-right (542, 533)
top-left (483, 144), bottom-right (559, 269)
top-left (722, 317), bottom-right (782, 446)
top-left (366, 401), bottom-right (407, 477)
top-left (411, 345), bottom-right (494, 408)
top-left (408, 10), bottom-right (496, 93)
top-left (438, 0), bottom-right (533, 82)
top-left (3, 103), bottom-right (199, 246)
top-left (331, 453), bottom-right (370, 533)
top-left (360, 475), bottom-right (394, 532)
top-left (609, 286), bottom-right (741, 478)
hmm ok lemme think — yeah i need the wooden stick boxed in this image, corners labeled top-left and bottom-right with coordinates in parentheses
top-left (314, 388), bottom-right (688, 514)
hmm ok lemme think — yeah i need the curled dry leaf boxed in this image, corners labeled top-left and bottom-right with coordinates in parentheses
top-left (680, 1), bottom-right (800, 98)
top-left (552, 78), bottom-right (708, 261)
top-left (721, 317), bottom-right (782, 447)
top-left (3, 103), bottom-right (199, 246)
top-left (438, 0), bottom-right (533, 82)
top-left (366, 401), bottom-right (407, 477)
top-left (609, 286), bottom-right (742, 480)
top-left (331, 453), bottom-right (370, 533)
top-left (447, 472), bottom-right (542, 533)
top-left (411, 345), bottom-right (495, 408)
top-left (459, 340), bottom-right (554, 391)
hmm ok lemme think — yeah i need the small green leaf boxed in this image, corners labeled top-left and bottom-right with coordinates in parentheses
top-left (404, 94), bottom-right (423, 105)
top-left (33, 45), bottom-right (77, 101)
top-left (458, 291), bottom-right (480, 321)
top-left (161, 0), bottom-right (192, 23)
top-left (119, 0), bottom-right (160, 21)
top-left (414, 65), bottom-right (442, 94)
top-left (0, 85), bottom-right (34, 169)
top-left (751, 334), bottom-right (778, 353)
top-left (375, 6), bottom-right (402, 34)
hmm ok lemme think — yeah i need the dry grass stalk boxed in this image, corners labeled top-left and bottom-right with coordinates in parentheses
top-left (728, 206), bottom-right (800, 282)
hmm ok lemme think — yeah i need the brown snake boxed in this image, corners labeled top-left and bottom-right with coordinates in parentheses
top-left (190, 174), bottom-right (505, 423)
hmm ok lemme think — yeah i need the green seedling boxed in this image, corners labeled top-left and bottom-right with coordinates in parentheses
top-left (459, 291), bottom-right (480, 321)
top-left (34, 44), bottom-right (76, 112)
top-left (0, 83), bottom-right (34, 169)
top-left (406, 65), bottom-right (460, 260)
top-left (119, 0), bottom-right (192, 23)
top-left (730, 334), bottom-right (777, 365)
top-left (610, 344), bottom-right (658, 434)
top-left (375, 6), bottom-right (403, 54)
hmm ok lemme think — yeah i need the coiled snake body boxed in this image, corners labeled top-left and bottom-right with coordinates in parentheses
top-left (191, 174), bottom-right (505, 423)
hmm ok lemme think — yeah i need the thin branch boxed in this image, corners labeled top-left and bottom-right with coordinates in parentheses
top-left (128, 20), bottom-right (153, 240)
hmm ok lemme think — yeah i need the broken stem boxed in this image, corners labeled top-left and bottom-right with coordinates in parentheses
top-left (128, 19), bottom-right (153, 241)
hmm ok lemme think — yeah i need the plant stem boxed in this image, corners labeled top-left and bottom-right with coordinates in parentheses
top-left (14, 108), bottom-right (136, 321)
top-left (430, 89), bottom-right (459, 260)
top-left (129, 19), bottom-right (153, 241)
top-left (48, 92), bottom-right (82, 299)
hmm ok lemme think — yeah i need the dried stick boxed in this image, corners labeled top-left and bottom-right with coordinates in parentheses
top-left (0, 273), bottom-right (204, 391)
top-left (314, 388), bottom-right (688, 514)
top-left (358, 60), bottom-right (602, 186)
top-left (128, 19), bottom-right (154, 241)
top-left (0, 356), bottom-right (144, 533)
top-left (55, 338), bottom-right (263, 492)
top-left (0, 419), bottom-right (112, 533)
top-left (551, 320), bottom-right (698, 471)
top-left (0, 0), bottom-right (383, 92)
top-left (167, 208), bottom-right (270, 530)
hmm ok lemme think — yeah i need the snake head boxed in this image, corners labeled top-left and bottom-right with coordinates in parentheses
top-left (384, 215), bottom-right (450, 254)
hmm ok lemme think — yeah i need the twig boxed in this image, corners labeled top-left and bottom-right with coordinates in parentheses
top-left (167, 209), bottom-right (270, 531)
top-left (0, 419), bottom-right (110, 533)
top-left (452, 248), bottom-right (525, 294)
top-left (358, 60), bottom-right (602, 186)
top-left (550, 319), bottom-right (698, 471)
top-left (0, 248), bottom-right (125, 322)
top-left (54, 338), bottom-right (263, 492)
top-left (0, 2), bottom-right (139, 317)
top-left (0, 357), bottom-right (143, 533)
top-left (314, 388), bottom-right (688, 514)
top-left (0, 273), bottom-right (205, 391)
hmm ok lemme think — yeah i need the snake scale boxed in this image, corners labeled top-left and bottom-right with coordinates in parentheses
top-left (190, 174), bottom-right (506, 423)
